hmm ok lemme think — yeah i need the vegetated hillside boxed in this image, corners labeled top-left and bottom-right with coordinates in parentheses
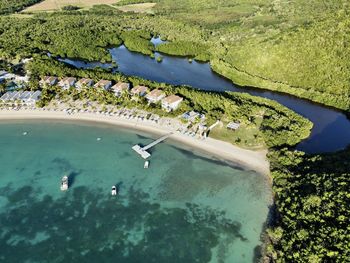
top-left (267, 148), bottom-right (350, 262)
top-left (154, 0), bottom-right (350, 111)
top-left (0, 14), bottom-right (123, 62)
top-left (2, 1), bottom-right (349, 111)
top-left (0, 0), bottom-right (42, 14)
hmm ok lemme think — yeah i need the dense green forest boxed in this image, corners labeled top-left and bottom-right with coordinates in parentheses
top-left (266, 149), bottom-right (350, 262)
top-left (0, 0), bottom-right (42, 14)
top-left (0, 1), bottom-right (349, 110)
top-left (115, 0), bottom-right (350, 111)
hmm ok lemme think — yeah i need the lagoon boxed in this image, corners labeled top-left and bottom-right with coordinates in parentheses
top-left (57, 43), bottom-right (350, 154)
top-left (0, 120), bottom-right (272, 263)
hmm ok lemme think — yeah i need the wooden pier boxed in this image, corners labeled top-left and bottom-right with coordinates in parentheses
top-left (132, 133), bottom-right (173, 159)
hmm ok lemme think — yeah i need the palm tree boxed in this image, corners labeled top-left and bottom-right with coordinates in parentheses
top-left (0, 84), bottom-right (6, 94)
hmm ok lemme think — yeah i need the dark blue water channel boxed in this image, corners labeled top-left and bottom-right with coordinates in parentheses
top-left (56, 38), bottom-right (350, 154)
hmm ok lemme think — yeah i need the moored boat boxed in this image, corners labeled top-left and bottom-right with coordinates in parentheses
top-left (111, 186), bottom-right (117, 196)
top-left (144, 160), bottom-right (149, 169)
top-left (60, 175), bottom-right (69, 191)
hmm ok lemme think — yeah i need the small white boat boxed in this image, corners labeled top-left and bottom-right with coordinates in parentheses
top-left (144, 160), bottom-right (150, 169)
top-left (60, 175), bottom-right (69, 191)
top-left (22, 131), bottom-right (28, 136)
top-left (111, 186), bottom-right (117, 196)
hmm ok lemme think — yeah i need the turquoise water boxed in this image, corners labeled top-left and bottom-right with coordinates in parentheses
top-left (0, 120), bottom-right (272, 262)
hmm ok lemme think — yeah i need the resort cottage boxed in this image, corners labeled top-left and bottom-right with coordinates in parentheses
top-left (111, 82), bottom-right (130, 97)
top-left (76, 78), bottom-right (94, 89)
top-left (40, 76), bottom-right (58, 86)
top-left (0, 90), bottom-right (42, 106)
top-left (161, 95), bottom-right (183, 112)
top-left (145, 89), bottom-right (165, 104)
top-left (130, 85), bottom-right (148, 97)
top-left (94, 80), bottom-right (112, 90)
top-left (58, 77), bottom-right (77, 90)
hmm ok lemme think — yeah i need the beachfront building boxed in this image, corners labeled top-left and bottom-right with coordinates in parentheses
top-left (161, 95), bottom-right (183, 112)
top-left (40, 76), bottom-right (58, 86)
top-left (130, 85), bottom-right (148, 97)
top-left (145, 89), bottom-right (165, 104)
top-left (94, 80), bottom-right (112, 90)
top-left (111, 82), bottom-right (130, 97)
top-left (76, 78), bottom-right (94, 89)
top-left (0, 90), bottom-right (41, 106)
top-left (58, 77), bottom-right (76, 90)
top-left (227, 121), bottom-right (240, 130)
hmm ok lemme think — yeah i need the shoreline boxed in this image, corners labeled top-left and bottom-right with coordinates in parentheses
top-left (0, 109), bottom-right (270, 176)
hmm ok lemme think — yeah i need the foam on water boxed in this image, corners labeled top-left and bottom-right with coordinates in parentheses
top-left (0, 120), bottom-right (272, 262)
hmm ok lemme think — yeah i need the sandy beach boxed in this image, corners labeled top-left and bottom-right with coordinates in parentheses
top-left (0, 109), bottom-right (270, 175)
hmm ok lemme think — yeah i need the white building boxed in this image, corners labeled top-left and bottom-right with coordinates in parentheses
top-left (130, 85), bottom-right (148, 97)
top-left (145, 89), bottom-right (165, 104)
top-left (111, 82), bottom-right (130, 97)
top-left (76, 78), bottom-right (94, 89)
top-left (58, 77), bottom-right (76, 89)
top-left (94, 80), bottom-right (112, 90)
top-left (0, 90), bottom-right (42, 106)
top-left (161, 95), bottom-right (183, 112)
top-left (40, 76), bottom-right (58, 86)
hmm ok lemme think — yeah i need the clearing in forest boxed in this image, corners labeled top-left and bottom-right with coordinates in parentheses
top-left (116, 3), bottom-right (156, 13)
top-left (23, 0), bottom-right (119, 12)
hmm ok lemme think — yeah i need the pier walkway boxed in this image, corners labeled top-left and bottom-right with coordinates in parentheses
top-left (132, 132), bottom-right (173, 159)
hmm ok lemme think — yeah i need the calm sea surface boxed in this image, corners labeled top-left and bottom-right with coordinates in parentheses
top-left (0, 120), bottom-right (271, 263)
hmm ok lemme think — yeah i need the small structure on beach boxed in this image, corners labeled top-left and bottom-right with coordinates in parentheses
top-left (161, 95), bottom-right (183, 112)
top-left (227, 121), bottom-right (240, 130)
top-left (0, 71), bottom-right (11, 83)
top-left (0, 70), bottom-right (7, 77)
top-left (145, 89), bottom-right (165, 104)
top-left (182, 111), bottom-right (199, 121)
top-left (58, 77), bottom-right (77, 90)
top-left (40, 76), bottom-right (58, 86)
top-left (76, 78), bottom-right (94, 89)
top-left (182, 111), bottom-right (205, 122)
top-left (130, 85), bottom-right (148, 97)
top-left (94, 80), bottom-right (112, 90)
top-left (111, 82), bottom-right (130, 97)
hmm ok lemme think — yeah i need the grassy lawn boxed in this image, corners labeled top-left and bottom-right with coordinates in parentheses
top-left (209, 117), bottom-right (265, 150)
top-left (23, 0), bottom-right (120, 12)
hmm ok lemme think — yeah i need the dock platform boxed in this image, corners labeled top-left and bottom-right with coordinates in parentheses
top-left (132, 132), bottom-right (172, 159)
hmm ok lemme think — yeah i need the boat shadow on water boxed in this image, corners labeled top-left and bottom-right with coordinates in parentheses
top-left (67, 171), bottom-right (81, 188)
top-left (114, 181), bottom-right (123, 194)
